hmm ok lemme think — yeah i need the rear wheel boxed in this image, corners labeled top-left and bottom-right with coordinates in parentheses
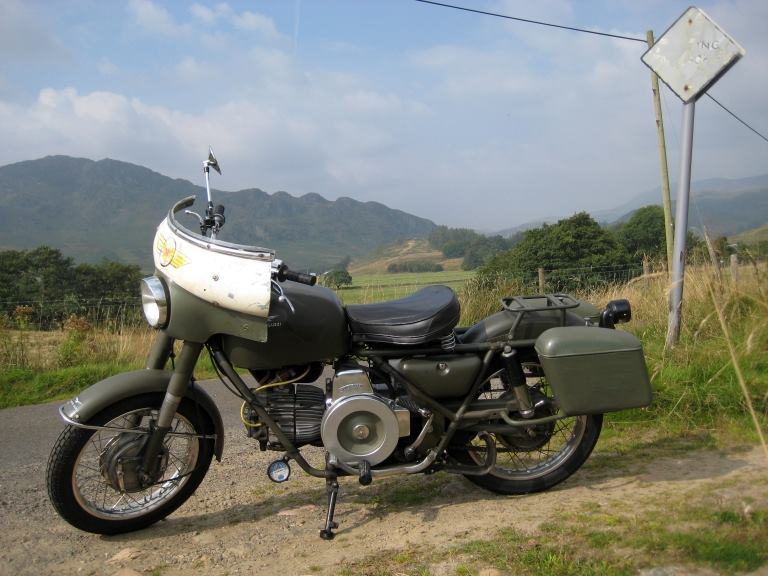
top-left (450, 366), bottom-right (602, 494)
top-left (46, 393), bottom-right (214, 534)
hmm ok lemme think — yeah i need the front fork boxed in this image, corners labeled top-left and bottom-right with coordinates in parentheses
top-left (140, 333), bottom-right (201, 481)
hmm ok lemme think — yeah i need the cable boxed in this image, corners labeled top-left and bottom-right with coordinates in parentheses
top-left (413, 0), bottom-right (646, 43)
top-left (705, 93), bottom-right (768, 144)
top-left (414, 0), bottom-right (768, 146)
top-left (239, 365), bottom-right (311, 428)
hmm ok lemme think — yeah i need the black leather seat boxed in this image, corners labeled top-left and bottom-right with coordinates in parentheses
top-left (345, 285), bottom-right (460, 345)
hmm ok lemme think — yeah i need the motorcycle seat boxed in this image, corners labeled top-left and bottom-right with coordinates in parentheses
top-left (345, 285), bottom-right (460, 345)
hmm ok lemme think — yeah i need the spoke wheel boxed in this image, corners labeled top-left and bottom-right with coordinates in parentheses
top-left (450, 367), bottom-right (602, 495)
top-left (47, 393), bottom-right (214, 534)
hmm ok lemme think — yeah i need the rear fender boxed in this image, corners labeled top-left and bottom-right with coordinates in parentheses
top-left (60, 369), bottom-right (225, 460)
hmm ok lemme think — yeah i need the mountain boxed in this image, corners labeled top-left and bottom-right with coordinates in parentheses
top-left (495, 173), bottom-right (768, 239)
top-left (731, 223), bottom-right (768, 246)
top-left (0, 156), bottom-right (435, 270)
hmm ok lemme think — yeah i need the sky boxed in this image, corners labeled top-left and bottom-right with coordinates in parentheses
top-left (1, 0), bottom-right (766, 232)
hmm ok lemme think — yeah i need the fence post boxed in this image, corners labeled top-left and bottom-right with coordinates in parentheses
top-left (642, 258), bottom-right (650, 278)
top-left (730, 254), bottom-right (739, 285)
top-left (538, 268), bottom-right (545, 293)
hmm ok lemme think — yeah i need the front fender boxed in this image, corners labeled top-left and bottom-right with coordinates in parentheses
top-left (60, 369), bottom-right (225, 461)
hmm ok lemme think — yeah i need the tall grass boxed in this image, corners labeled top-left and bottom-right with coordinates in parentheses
top-left (457, 261), bottom-right (768, 443)
top-left (2, 261), bottom-right (767, 447)
top-left (594, 262), bottom-right (767, 431)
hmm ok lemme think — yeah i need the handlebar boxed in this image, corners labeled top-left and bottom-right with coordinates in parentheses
top-left (275, 262), bottom-right (317, 286)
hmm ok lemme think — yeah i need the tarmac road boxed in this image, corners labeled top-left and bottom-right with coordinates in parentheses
top-left (0, 378), bottom-right (245, 468)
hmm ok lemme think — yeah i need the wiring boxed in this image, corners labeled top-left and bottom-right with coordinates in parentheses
top-left (414, 0), bottom-right (768, 146)
top-left (413, 0), bottom-right (646, 43)
top-left (705, 93), bottom-right (768, 144)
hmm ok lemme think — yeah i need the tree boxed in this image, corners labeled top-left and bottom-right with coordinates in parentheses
top-left (387, 261), bottom-right (443, 273)
top-left (461, 235), bottom-right (513, 270)
top-left (0, 246), bottom-right (144, 328)
top-left (75, 260), bottom-right (143, 301)
top-left (615, 205), bottom-right (666, 260)
top-left (480, 212), bottom-right (632, 290)
top-left (323, 269), bottom-right (352, 290)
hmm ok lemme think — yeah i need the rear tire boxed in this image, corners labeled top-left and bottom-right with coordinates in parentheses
top-left (453, 414), bottom-right (602, 494)
top-left (46, 393), bottom-right (214, 534)
top-left (449, 365), bottom-right (603, 495)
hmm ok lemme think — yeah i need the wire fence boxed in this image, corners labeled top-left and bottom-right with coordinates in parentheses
top-left (0, 297), bottom-right (144, 332)
top-left (0, 256), bottom-right (761, 332)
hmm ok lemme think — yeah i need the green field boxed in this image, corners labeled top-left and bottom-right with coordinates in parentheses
top-left (334, 270), bottom-right (476, 305)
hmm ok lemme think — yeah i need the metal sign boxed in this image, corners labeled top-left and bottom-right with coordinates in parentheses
top-left (642, 7), bottom-right (745, 103)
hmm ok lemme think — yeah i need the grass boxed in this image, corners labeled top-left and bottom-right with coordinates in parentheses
top-left (336, 491), bottom-right (768, 575)
top-left (0, 364), bottom-right (127, 409)
top-left (0, 321), bottom-right (219, 408)
top-left (336, 270), bottom-right (475, 305)
top-left (3, 261), bottom-right (766, 574)
top-left (2, 260), bottom-right (767, 446)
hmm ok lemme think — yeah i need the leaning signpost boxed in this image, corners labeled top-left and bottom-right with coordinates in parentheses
top-left (641, 7), bottom-right (745, 349)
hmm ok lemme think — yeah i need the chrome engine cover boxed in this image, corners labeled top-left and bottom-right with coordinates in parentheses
top-left (320, 368), bottom-right (405, 466)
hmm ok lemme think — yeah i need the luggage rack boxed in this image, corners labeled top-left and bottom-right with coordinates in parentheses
top-left (501, 293), bottom-right (581, 335)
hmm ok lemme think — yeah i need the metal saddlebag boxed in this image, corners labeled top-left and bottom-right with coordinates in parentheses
top-left (534, 326), bottom-right (652, 416)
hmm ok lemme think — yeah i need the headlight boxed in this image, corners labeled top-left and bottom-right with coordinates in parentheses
top-left (140, 276), bottom-right (169, 328)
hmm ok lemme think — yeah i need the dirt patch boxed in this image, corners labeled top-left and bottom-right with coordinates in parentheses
top-left (2, 415), bottom-right (767, 576)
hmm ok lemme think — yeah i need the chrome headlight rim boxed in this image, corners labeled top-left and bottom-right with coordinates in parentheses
top-left (140, 276), bottom-right (169, 328)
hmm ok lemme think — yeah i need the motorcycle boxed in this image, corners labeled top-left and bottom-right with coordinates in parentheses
top-left (46, 150), bottom-right (651, 540)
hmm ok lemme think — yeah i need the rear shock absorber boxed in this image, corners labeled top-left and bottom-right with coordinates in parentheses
top-left (502, 347), bottom-right (534, 418)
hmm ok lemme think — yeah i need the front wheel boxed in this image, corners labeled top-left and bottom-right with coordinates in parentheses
top-left (46, 393), bottom-right (214, 534)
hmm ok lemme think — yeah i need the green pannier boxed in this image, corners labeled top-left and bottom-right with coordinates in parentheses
top-left (535, 326), bottom-right (652, 416)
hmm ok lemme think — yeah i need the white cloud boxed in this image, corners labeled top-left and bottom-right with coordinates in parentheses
top-left (174, 57), bottom-right (205, 81)
top-left (2, 0), bottom-right (766, 231)
top-left (128, 0), bottom-right (188, 36)
top-left (98, 57), bottom-right (118, 76)
top-left (190, 3), bottom-right (217, 25)
top-left (232, 10), bottom-right (282, 40)
top-left (190, 2), bottom-right (232, 25)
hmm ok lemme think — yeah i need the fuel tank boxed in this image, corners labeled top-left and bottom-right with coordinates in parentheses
top-left (221, 280), bottom-right (349, 370)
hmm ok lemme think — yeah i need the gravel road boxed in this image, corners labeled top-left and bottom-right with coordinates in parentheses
top-left (1, 380), bottom-right (766, 576)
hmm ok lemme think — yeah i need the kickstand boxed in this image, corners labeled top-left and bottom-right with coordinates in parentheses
top-left (320, 471), bottom-right (340, 540)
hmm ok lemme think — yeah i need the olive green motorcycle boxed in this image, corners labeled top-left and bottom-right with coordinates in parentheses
top-left (46, 150), bottom-right (651, 539)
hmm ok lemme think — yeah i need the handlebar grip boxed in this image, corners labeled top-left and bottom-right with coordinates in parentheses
top-left (277, 264), bottom-right (317, 286)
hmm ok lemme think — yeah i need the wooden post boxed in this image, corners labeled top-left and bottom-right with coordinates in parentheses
top-left (647, 30), bottom-right (675, 280)
top-left (538, 268), bottom-right (545, 293)
top-left (643, 258), bottom-right (651, 278)
top-left (730, 254), bottom-right (739, 284)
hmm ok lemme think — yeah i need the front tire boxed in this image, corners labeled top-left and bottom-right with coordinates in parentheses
top-left (46, 393), bottom-right (214, 534)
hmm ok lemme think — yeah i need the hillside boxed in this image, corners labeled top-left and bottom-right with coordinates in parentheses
top-left (0, 156), bottom-right (435, 270)
top-left (348, 238), bottom-right (463, 275)
top-left (495, 173), bottom-right (768, 239)
top-left (731, 223), bottom-right (768, 245)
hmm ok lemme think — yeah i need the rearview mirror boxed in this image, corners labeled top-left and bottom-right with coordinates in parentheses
top-left (206, 147), bottom-right (221, 175)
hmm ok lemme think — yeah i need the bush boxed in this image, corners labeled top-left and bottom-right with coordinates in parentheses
top-left (387, 261), bottom-right (444, 273)
top-left (322, 269), bottom-right (353, 289)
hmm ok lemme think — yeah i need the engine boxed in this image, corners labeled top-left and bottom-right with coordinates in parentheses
top-left (244, 365), bottom-right (410, 466)
top-left (244, 384), bottom-right (326, 450)
top-left (321, 368), bottom-right (410, 466)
